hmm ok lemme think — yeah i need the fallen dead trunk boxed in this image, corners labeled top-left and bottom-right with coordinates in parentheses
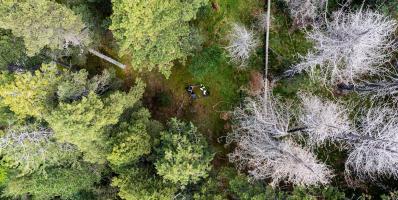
top-left (88, 48), bottom-right (126, 69)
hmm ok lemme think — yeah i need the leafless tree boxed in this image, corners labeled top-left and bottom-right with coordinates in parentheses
top-left (228, 135), bottom-right (333, 186)
top-left (291, 10), bottom-right (397, 85)
top-left (227, 89), bottom-right (333, 186)
top-left (230, 91), bottom-right (291, 138)
top-left (229, 85), bottom-right (398, 186)
top-left (297, 93), bottom-right (398, 184)
top-left (283, 0), bottom-right (326, 28)
top-left (226, 24), bottom-right (258, 68)
top-left (257, 12), bottom-right (270, 33)
top-left (299, 93), bottom-right (353, 146)
top-left (345, 106), bottom-right (398, 184)
top-left (297, 93), bottom-right (398, 182)
top-left (0, 127), bottom-right (53, 148)
top-left (0, 126), bottom-right (77, 175)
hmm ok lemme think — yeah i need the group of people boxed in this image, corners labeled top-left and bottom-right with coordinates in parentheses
top-left (186, 84), bottom-right (209, 99)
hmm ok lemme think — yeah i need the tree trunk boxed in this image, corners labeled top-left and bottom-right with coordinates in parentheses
top-left (287, 126), bottom-right (308, 133)
top-left (88, 48), bottom-right (126, 69)
top-left (337, 82), bottom-right (398, 92)
top-left (264, 0), bottom-right (271, 80)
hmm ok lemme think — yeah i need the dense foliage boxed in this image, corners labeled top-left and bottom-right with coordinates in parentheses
top-left (0, 0), bottom-right (91, 56)
top-left (155, 118), bottom-right (213, 187)
top-left (3, 165), bottom-right (101, 199)
top-left (110, 0), bottom-right (208, 77)
top-left (0, 29), bottom-right (26, 69)
top-left (0, 0), bottom-right (397, 199)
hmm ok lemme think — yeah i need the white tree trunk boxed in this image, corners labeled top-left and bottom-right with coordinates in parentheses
top-left (265, 0), bottom-right (271, 80)
top-left (88, 48), bottom-right (126, 69)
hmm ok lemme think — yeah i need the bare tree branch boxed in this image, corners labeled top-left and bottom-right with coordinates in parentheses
top-left (345, 106), bottom-right (398, 183)
top-left (0, 126), bottom-right (78, 175)
top-left (226, 24), bottom-right (258, 68)
top-left (227, 88), bottom-right (333, 186)
top-left (299, 93), bottom-right (353, 146)
top-left (284, 0), bottom-right (326, 28)
top-left (290, 10), bottom-right (397, 85)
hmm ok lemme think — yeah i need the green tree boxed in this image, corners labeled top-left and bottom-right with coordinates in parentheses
top-left (225, 169), bottom-right (345, 200)
top-left (284, 187), bottom-right (346, 200)
top-left (0, 165), bottom-right (8, 187)
top-left (0, 0), bottom-right (127, 68)
top-left (56, 69), bottom-right (119, 102)
top-left (0, 0), bottom-right (91, 56)
top-left (0, 72), bottom-right (18, 126)
top-left (194, 167), bottom-right (346, 200)
top-left (0, 63), bottom-right (121, 119)
top-left (0, 29), bottom-right (26, 69)
top-left (213, 167), bottom-right (277, 200)
top-left (193, 177), bottom-right (225, 200)
top-left (0, 64), bottom-right (62, 119)
top-left (107, 108), bottom-right (152, 167)
top-left (110, 0), bottom-right (208, 77)
top-left (155, 118), bottom-right (213, 187)
top-left (57, 69), bottom-right (89, 102)
top-left (3, 164), bottom-right (101, 200)
top-left (381, 191), bottom-right (398, 200)
top-left (47, 81), bottom-right (145, 163)
top-left (112, 167), bottom-right (177, 200)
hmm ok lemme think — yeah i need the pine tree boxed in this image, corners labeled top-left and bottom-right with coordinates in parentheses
top-left (47, 81), bottom-right (145, 163)
top-left (110, 0), bottom-right (208, 77)
top-left (0, 0), bottom-right (91, 56)
top-left (155, 118), bottom-right (213, 187)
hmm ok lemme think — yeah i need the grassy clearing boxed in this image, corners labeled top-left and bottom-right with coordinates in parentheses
top-left (155, 0), bottom-right (264, 132)
top-left (90, 0), bottom-right (313, 158)
top-left (125, 0), bottom-right (264, 158)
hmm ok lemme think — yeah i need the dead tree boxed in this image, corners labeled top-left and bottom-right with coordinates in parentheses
top-left (226, 24), bottom-right (258, 68)
top-left (345, 106), bottom-right (398, 184)
top-left (227, 90), bottom-right (333, 186)
top-left (0, 126), bottom-right (77, 175)
top-left (229, 86), bottom-right (398, 186)
top-left (283, 0), bottom-right (326, 28)
top-left (298, 96), bottom-right (398, 184)
top-left (87, 48), bottom-right (126, 69)
top-left (62, 28), bottom-right (126, 69)
top-left (290, 10), bottom-right (397, 85)
top-left (299, 93), bottom-right (353, 146)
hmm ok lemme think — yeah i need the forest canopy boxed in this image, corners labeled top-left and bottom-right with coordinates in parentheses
top-left (0, 0), bottom-right (397, 199)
